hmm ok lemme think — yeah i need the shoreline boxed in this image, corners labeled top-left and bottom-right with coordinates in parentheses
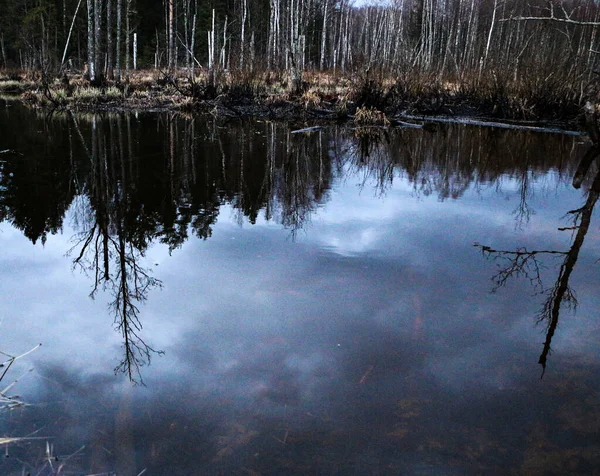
top-left (0, 69), bottom-right (589, 136)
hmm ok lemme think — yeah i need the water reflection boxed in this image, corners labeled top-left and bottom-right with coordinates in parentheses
top-left (2, 104), bottom-right (600, 474)
top-left (0, 107), bottom-right (584, 384)
top-left (0, 109), bottom-right (578, 246)
top-left (68, 114), bottom-right (164, 383)
top-left (476, 144), bottom-right (600, 375)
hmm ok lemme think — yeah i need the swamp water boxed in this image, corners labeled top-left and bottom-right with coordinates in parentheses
top-left (1, 102), bottom-right (599, 475)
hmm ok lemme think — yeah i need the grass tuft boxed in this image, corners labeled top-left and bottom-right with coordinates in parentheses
top-left (72, 86), bottom-right (103, 101)
top-left (354, 106), bottom-right (390, 126)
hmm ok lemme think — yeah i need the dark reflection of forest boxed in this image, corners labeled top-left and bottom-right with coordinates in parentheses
top-left (0, 108), bottom-right (583, 381)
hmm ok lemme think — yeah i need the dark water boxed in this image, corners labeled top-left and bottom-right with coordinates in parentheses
top-left (1, 101), bottom-right (600, 475)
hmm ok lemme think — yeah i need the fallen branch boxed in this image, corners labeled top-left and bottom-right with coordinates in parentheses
top-left (500, 2), bottom-right (600, 26)
top-left (291, 125), bottom-right (325, 134)
top-left (500, 16), bottom-right (600, 26)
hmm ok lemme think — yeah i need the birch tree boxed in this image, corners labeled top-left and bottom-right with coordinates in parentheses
top-left (87, 0), bottom-right (96, 81)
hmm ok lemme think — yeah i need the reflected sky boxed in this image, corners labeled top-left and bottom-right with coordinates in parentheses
top-left (1, 108), bottom-right (600, 474)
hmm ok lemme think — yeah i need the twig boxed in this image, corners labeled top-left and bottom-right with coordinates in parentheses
top-left (0, 344), bottom-right (42, 382)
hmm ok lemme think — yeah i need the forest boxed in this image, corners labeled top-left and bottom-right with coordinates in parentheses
top-left (0, 0), bottom-right (600, 119)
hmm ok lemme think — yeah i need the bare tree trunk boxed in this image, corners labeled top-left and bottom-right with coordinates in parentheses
top-left (0, 32), bottom-right (6, 69)
top-left (116, 0), bottom-right (122, 81)
top-left (183, 0), bottom-right (189, 71)
top-left (87, 0), bottom-right (96, 81)
top-left (268, 0), bottom-right (275, 69)
top-left (208, 9), bottom-right (215, 70)
top-left (168, 0), bottom-right (175, 71)
top-left (94, 0), bottom-right (103, 81)
top-left (207, 31), bottom-right (212, 69)
top-left (343, 4), bottom-right (351, 70)
top-left (465, 0), bottom-right (479, 70)
top-left (250, 31), bottom-right (255, 71)
top-left (125, 0), bottom-right (131, 74)
top-left (320, 0), bottom-right (328, 70)
top-left (240, 0), bottom-right (247, 68)
top-left (275, 0), bottom-right (280, 67)
top-left (63, 0), bottom-right (68, 39)
top-left (482, 0), bottom-right (498, 74)
top-left (190, 8), bottom-right (197, 79)
top-left (107, 0), bottom-right (114, 79)
top-left (334, 3), bottom-right (345, 71)
top-left (40, 14), bottom-right (46, 70)
top-left (61, 0), bottom-right (83, 68)
top-left (221, 16), bottom-right (228, 69)
top-left (586, 10), bottom-right (600, 81)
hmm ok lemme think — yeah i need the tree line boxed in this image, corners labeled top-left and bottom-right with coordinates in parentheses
top-left (0, 0), bottom-right (599, 86)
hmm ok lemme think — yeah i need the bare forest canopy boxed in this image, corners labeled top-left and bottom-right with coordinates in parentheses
top-left (1, 0), bottom-right (600, 87)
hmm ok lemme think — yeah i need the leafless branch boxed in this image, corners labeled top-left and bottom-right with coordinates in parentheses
top-left (500, 16), bottom-right (600, 26)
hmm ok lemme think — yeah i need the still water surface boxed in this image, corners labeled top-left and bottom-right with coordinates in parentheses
top-left (1, 102), bottom-right (600, 474)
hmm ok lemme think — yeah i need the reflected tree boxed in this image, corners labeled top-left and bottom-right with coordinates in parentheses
top-left (476, 144), bottom-right (600, 375)
top-left (278, 129), bottom-right (331, 237)
top-left (512, 169), bottom-right (535, 229)
top-left (341, 123), bottom-right (569, 202)
top-left (347, 128), bottom-right (396, 195)
top-left (68, 114), bottom-right (163, 384)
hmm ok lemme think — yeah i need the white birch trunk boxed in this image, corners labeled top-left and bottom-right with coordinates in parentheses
top-left (190, 12), bottom-right (197, 78)
top-left (61, 0), bottom-right (83, 68)
top-left (221, 16), bottom-right (228, 69)
top-left (211, 9), bottom-right (215, 69)
top-left (482, 0), bottom-right (498, 71)
top-left (240, 0), bottom-right (247, 68)
top-left (320, 1), bottom-right (328, 70)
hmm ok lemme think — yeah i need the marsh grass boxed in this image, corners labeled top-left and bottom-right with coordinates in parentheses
top-left (0, 69), bottom-right (36, 93)
top-left (72, 86), bottom-right (104, 101)
top-left (0, 79), bottom-right (35, 93)
top-left (6, 65), bottom-right (595, 122)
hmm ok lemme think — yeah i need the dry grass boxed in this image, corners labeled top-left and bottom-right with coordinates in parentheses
top-left (72, 86), bottom-right (103, 100)
top-left (354, 106), bottom-right (390, 126)
top-left (4, 65), bottom-right (594, 121)
top-left (0, 79), bottom-right (35, 93)
top-left (1, 343), bottom-right (41, 411)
